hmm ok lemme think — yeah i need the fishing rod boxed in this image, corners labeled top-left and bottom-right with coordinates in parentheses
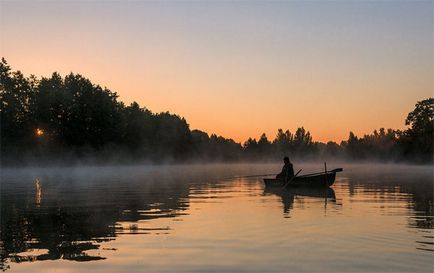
top-left (298, 168), bottom-right (343, 177)
top-left (222, 168), bottom-right (343, 181)
top-left (222, 173), bottom-right (278, 180)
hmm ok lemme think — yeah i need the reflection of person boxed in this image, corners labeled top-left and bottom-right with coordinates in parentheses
top-left (276, 156), bottom-right (294, 181)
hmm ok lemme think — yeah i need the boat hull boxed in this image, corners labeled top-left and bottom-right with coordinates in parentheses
top-left (264, 172), bottom-right (336, 188)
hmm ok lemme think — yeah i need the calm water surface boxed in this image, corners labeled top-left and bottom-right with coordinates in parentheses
top-left (1, 163), bottom-right (433, 272)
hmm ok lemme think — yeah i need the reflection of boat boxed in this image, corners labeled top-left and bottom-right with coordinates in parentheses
top-left (264, 187), bottom-right (336, 215)
top-left (264, 186), bottom-right (336, 199)
top-left (264, 168), bottom-right (343, 188)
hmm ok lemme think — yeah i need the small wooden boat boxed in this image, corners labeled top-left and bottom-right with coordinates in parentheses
top-left (264, 168), bottom-right (343, 188)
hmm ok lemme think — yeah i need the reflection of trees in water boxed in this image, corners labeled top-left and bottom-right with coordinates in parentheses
top-left (346, 170), bottom-right (433, 228)
top-left (0, 176), bottom-right (191, 270)
top-left (1, 205), bottom-right (115, 265)
top-left (264, 187), bottom-right (336, 217)
top-left (345, 170), bottom-right (433, 252)
top-left (407, 186), bottom-right (433, 231)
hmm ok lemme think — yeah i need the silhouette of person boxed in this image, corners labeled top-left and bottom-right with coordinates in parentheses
top-left (276, 156), bottom-right (294, 181)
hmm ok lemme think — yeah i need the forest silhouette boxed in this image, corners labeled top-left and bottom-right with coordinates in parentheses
top-left (1, 58), bottom-right (432, 165)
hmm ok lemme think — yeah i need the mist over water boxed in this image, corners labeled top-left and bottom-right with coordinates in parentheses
top-left (1, 163), bottom-right (433, 272)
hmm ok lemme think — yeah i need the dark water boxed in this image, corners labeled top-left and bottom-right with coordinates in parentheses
top-left (1, 163), bottom-right (433, 272)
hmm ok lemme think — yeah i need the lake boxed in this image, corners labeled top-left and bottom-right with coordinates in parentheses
top-left (1, 163), bottom-right (433, 272)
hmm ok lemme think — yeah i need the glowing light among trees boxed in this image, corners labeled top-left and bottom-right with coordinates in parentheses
top-left (35, 128), bottom-right (44, 137)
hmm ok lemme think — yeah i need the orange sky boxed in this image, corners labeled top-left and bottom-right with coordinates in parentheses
top-left (1, 2), bottom-right (432, 143)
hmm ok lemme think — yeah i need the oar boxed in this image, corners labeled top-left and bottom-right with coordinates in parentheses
top-left (282, 169), bottom-right (302, 189)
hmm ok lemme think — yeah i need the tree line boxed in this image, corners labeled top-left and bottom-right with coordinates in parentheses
top-left (1, 58), bottom-right (432, 165)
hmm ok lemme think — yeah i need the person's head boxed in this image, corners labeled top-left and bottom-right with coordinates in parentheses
top-left (283, 156), bottom-right (290, 164)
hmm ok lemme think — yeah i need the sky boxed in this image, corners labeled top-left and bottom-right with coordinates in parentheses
top-left (1, 1), bottom-right (432, 143)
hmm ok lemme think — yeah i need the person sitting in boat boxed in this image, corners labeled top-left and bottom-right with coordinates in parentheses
top-left (276, 156), bottom-right (294, 181)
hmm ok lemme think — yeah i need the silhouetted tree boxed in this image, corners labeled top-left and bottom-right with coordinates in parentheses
top-left (0, 58), bottom-right (37, 157)
top-left (209, 134), bottom-right (242, 161)
top-left (323, 141), bottom-right (342, 157)
top-left (343, 131), bottom-right (362, 159)
top-left (293, 127), bottom-right (313, 157)
top-left (151, 112), bottom-right (193, 161)
top-left (60, 73), bottom-right (122, 149)
top-left (257, 133), bottom-right (272, 159)
top-left (243, 138), bottom-right (259, 160)
top-left (121, 102), bottom-right (153, 157)
top-left (360, 128), bottom-right (399, 160)
top-left (273, 129), bottom-right (293, 157)
top-left (400, 98), bottom-right (434, 162)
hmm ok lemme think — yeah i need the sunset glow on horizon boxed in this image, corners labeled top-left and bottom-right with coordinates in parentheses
top-left (1, 1), bottom-right (432, 143)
